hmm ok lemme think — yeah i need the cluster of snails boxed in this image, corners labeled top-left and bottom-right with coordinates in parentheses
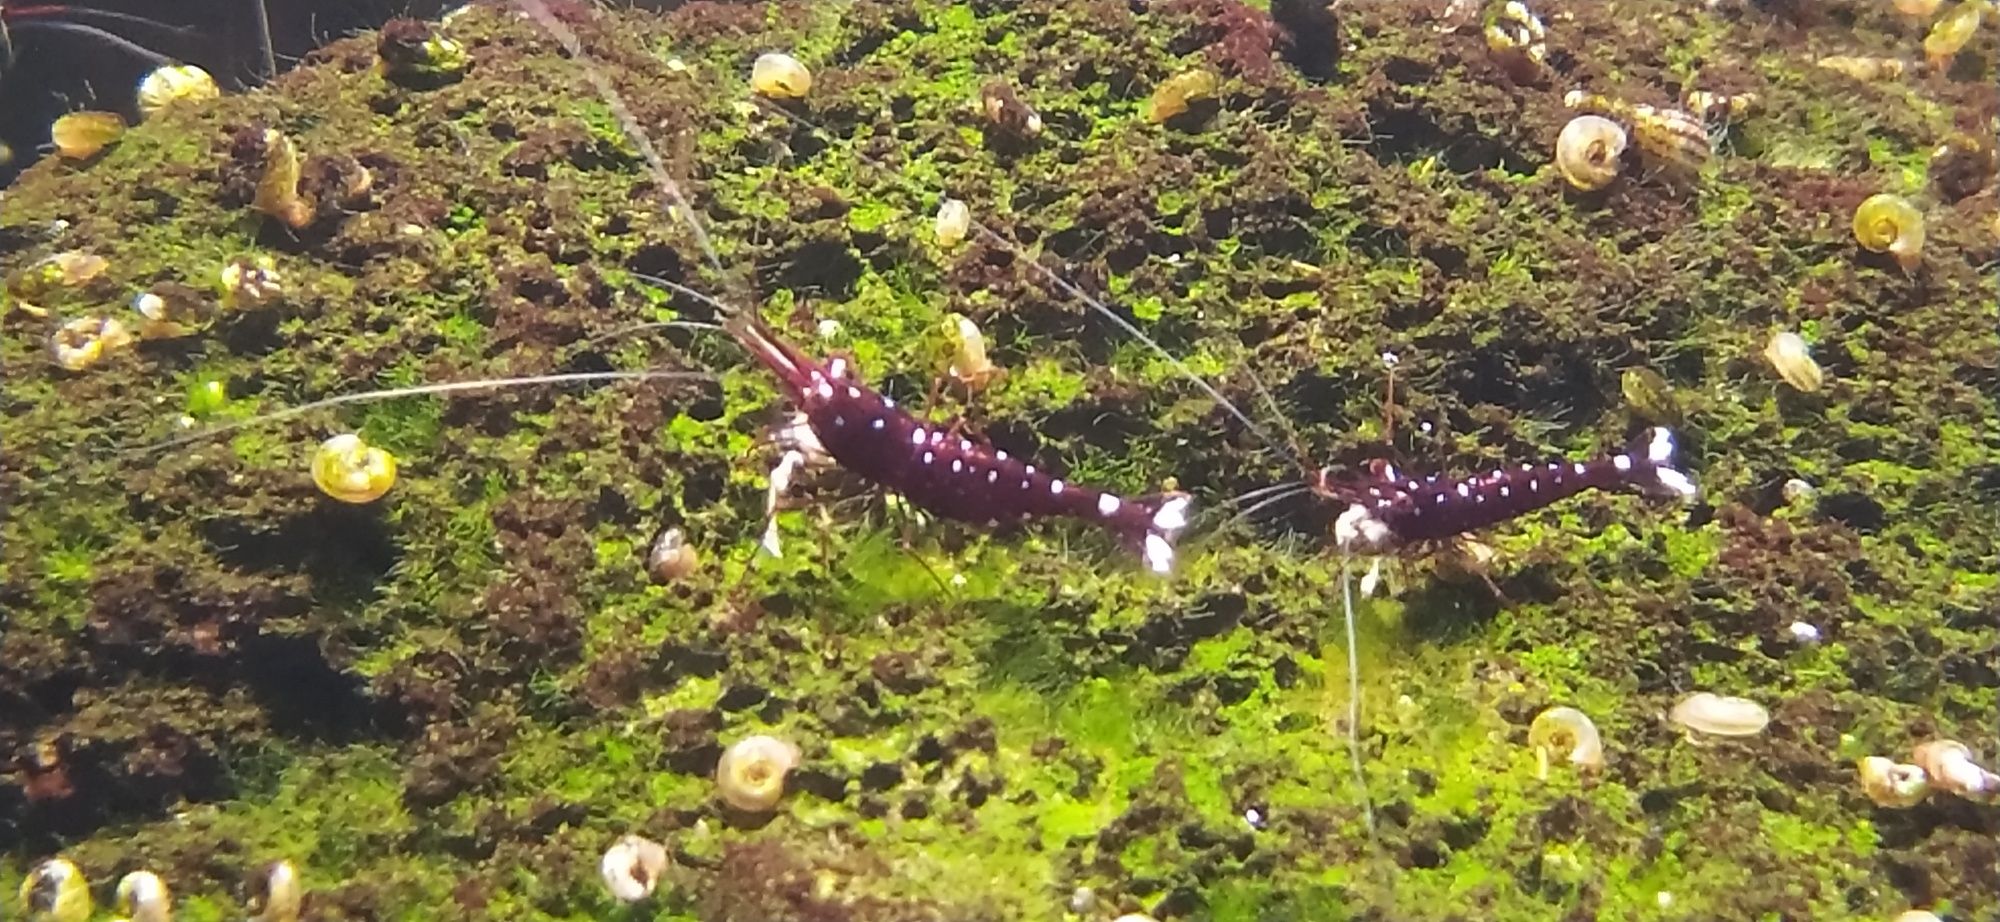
top-left (25, 250), bottom-right (283, 373)
top-left (599, 734), bottom-right (801, 904)
top-left (16, 858), bottom-right (300, 922)
top-left (1555, 90), bottom-right (1721, 192)
top-left (1859, 740), bottom-right (2000, 808)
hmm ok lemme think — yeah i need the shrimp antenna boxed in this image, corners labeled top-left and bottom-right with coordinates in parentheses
top-left (627, 273), bottom-right (744, 320)
top-left (1340, 552), bottom-right (1377, 835)
top-left (134, 369), bottom-right (714, 454)
top-left (514, 0), bottom-right (724, 278)
top-left (511, 0), bottom-right (1288, 461)
top-left (751, 98), bottom-right (1291, 462)
top-left (3, 19), bottom-right (173, 68)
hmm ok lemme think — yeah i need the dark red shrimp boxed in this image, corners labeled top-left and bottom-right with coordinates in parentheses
top-left (1316, 426), bottom-right (1698, 555)
top-left (728, 314), bottom-right (1193, 574)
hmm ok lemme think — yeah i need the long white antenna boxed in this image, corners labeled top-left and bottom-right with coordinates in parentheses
top-left (514, 0), bottom-right (724, 277)
top-left (1341, 553), bottom-right (1377, 834)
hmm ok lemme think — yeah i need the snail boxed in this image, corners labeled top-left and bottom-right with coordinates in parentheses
top-left (750, 52), bottom-right (811, 99)
top-left (1912, 739), bottom-right (1998, 802)
top-left (50, 111), bottom-right (125, 160)
top-left (219, 256), bottom-right (284, 309)
top-left (1555, 115), bottom-right (1628, 191)
top-left (1668, 692), bottom-right (1769, 738)
top-left (1924, 1), bottom-right (1985, 70)
top-left (1857, 756), bottom-right (1930, 808)
top-left (246, 860), bottom-right (301, 922)
top-left (49, 315), bottom-right (135, 372)
top-left (715, 734), bottom-right (802, 812)
top-left (934, 198), bottom-right (971, 249)
top-left (1852, 193), bottom-right (1925, 272)
top-left (1529, 706), bottom-right (1606, 778)
top-left (1762, 330), bottom-right (1824, 393)
top-left (137, 65), bottom-right (219, 119)
top-left (647, 526), bottom-right (699, 584)
top-left (1146, 69), bottom-right (1219, 124)
top-left (600, 834), bottom-right (669, 903)
top-left (114, 870), bottom-right (172, 922)
top-left (19, 858), bottom-right (91, 922)
top-left (312, 433), bottom-right (399, 504)
top-left (944, 313), bottom-right (1001, 392)
top-left (250, 128), bottom-right (312, 229)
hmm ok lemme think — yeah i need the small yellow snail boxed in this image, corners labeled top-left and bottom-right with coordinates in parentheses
top-left (600, 834), bottom-right (669, 903)
top-left (1483, 0), bottom-right (1549, 82)
top-left (715, 734), bottom-right (801, 812)
top-left (1554, 115), bottom-right (1628, 191)
top-left (1529, 706), bottom-right (1605, 778)
top-left (1912, 739), bottom-right (1998, 801)
top-left (1894, 0), bottom-right (1945, 19)
top-left (114, 870), bottom-right (172, 922)
top-left (1857, 756), bottom-right (1930, 807)
top-left (19, 858), bottom-right (91, 922)
top-left (1146, 69), bottom-right (1219, 124)
top-left (246, 860), bottom-right (301, 922)
top-left (750, 52), bottom-right (811, 99)
top-left (934, 198), bottom-right (972, 249)
top-left (1620, 367), bottom-right (1682, 427)
top-left (49, 315), bottom-right (135, 372)
top-left (1816, 55), bottom-right (1909, 81)
top-left (219, 256), bottom-right (284, 309)
top-left (1668, 692), bottom-right (1769, 738)
top-left (1924, 0), bottom-right (1985, 70)
top-left (944, 312), bottom-right (1001, 391)
top-left (251, 129), bottom-right (312, 229)
top-left (312, 433), bottom-right (398, 504)
top-left (50, 111), bottom-right (125, 160)
top-left (1852, 193), bottom-right (1925, 272)
top-left (1762, 330), bottom-right (1824, 393)
top-left (137, 64), bottom-right (219, 119)
top-left (647, 527), bottom-right (699, 584)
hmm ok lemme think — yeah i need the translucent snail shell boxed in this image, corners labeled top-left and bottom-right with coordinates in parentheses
top-left (114, 870), bottom-right (172, 922)
top-left (750, 53), bottom-right (811, 99)
top-left (1529, 706), bottom-right (1605, 777)
top-left (715, 734), bottom-right (801, 812)
top-left (600, 834), bottom-right (669, 903)
top-left (311, 433), bottom-right (398, 504)
top-left (1857, 756), bottom-right (1930, 808)
top-left (1555, 115), bottom-right (1628, 191)
top-left (1852, 193), bottom-right (1924, 272)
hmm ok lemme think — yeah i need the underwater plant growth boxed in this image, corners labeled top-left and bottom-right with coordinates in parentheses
top-left (1, 1), bottom-right (1997, 920)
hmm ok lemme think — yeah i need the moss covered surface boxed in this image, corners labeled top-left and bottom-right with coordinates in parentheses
top-left (2, 0), bottom-right (1997, 919)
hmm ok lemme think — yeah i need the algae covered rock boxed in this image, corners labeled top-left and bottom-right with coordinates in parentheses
top-left (1, 1), bottom-right (1995, 919)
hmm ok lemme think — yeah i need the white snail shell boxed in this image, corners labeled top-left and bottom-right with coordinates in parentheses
top-left (1668, 692), bottom-right (1769, 737)
top-left (600, 834), bottom-right (669, 903)
top-left (1912, 739), bottom-right (1998, 802)
top-left (715, 734), bottom-right (802, 812)
top-left (115, 871), bottom-right (172, 922)
top-left (1555, 115), bottom-right (1627, 191)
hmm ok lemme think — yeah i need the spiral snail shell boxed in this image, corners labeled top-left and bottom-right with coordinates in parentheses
top-left (1852, 193), bottom-right (1925, 272)
top-left (715, 734), bottom-right (801, 812)
top-left (311, 433), bottom-right (398, 504)
top-left (1555, 115), bottom-right (1628, 191)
